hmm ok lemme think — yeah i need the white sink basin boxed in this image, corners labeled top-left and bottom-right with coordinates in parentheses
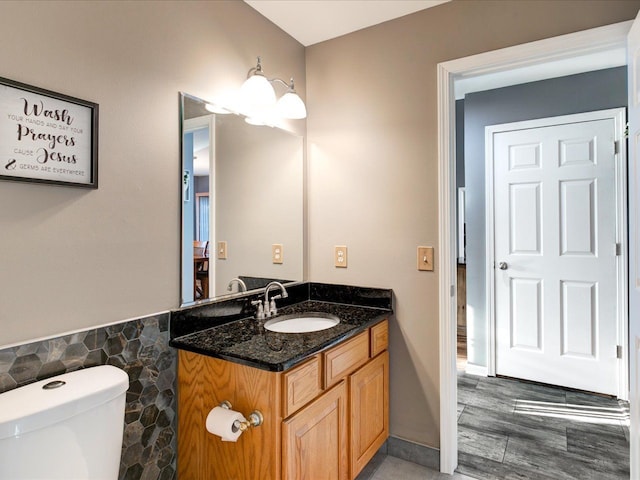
top-left (264, 313), bottom-right (340, 333)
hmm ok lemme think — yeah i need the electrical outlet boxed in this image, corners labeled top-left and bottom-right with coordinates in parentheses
top-left (217, 241), bottom-right (228, 260)
top-left (335, 245), bottom-right (348, 268)
top-left (417, 246), bottom-right (434, 271)
top-left (272, 244), bottom-right (283, 264)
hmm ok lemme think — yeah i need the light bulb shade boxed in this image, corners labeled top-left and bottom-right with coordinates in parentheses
top-left (205, 103), bottom-right (231, 114)
top-left (276, 91), bottom-right (307, 119)
top-left (245, 116), bottom-right (267, 126)
top-left (239, 74), bottom-right (276, 117)
top-left (244, 108), bottom-right (278, 127)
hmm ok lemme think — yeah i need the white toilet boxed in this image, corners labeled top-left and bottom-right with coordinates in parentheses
top-left (0, 365), bottom-right (129, 480)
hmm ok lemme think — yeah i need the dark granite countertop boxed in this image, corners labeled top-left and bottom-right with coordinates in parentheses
top-left (170, 300), bottom-right (391, 372)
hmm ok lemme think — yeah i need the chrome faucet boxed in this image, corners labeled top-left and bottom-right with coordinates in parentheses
top-left (227, 278), bottom-right (248, 293)
top-left (251, 299), bottom-right (265, 320)
top-left (264, 281), bottom-right (288, 317)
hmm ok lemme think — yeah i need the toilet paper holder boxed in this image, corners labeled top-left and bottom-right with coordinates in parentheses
top-left (219, 400), bottom-right (264, 432)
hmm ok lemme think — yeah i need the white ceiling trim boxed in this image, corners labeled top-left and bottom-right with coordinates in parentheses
top-left (454, 20), bottom-right (632, 98)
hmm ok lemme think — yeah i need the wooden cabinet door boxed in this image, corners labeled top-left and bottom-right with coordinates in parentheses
top-left (282, 381), bottom-right (348, 480)
top-left (349, 351), bottom-right (389, 479)
top-left (177, 350), bottom-right (282, 480)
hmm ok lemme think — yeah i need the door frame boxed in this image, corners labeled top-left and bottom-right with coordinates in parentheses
top-left (437, 21), bottom-right (632, 474)
top-left (184, 115), bottom-right (216, 300)
top-left (484, 109), bottom-right (628, 399)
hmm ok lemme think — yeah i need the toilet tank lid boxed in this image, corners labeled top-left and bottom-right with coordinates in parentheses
top-left (0, 365), bottom-right (129, 440)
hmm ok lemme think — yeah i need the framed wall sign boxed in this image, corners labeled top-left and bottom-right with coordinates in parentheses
top-left (0, 76), bottom-right (98, 188)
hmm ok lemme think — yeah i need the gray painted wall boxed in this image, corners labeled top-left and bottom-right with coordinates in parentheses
top-left (456, 100), bottom-right (466, 266)
top-left (215, 115), bottom-right (304, 297)
top-left (456, 99), bottom-right (465, 190)
top-left (182, 133), bottom-right (195, 304)
top-left (462, 66), bottom-right (627, 368)
top-left (0, 0), bottom-right (306, 348)
top-left (194, 176), bottom-right (209, 193)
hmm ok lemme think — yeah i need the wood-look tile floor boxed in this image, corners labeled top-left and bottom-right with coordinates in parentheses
top-left (457, 372), bottom-right (630, 480)
top-left (366, 455), bottom-right (475, 480)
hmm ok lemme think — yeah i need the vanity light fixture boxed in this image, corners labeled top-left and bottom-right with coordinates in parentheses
top-left (204, 102), bottom-right (232, 115)
top-left (240, 57), bottom-right (307, 124)
top-left (274, 77), bottom-right (306, 119)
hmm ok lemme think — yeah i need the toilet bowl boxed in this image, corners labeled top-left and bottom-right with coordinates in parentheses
top-left (0, 365), bottom-right (129, 480)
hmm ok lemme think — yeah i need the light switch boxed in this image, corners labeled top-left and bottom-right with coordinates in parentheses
top-left (335, 245), bottom-right (348, 268)
top-left (272, 244), bottom-right (283, 264)
top-left (217, 241), bottom-right (228, 260)
top-left (417, 246), bottom-right (434, 271)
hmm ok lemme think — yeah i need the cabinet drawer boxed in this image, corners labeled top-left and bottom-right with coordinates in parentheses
top-left (370, 320), bottom-right (389, 357)
top-left (324, 331), bottom-right (370, 388)
top-left (283, 355), bottom-right (322, 417)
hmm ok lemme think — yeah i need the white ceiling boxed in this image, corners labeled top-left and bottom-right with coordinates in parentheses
top-left (243, 0), bottom-right (450, 46)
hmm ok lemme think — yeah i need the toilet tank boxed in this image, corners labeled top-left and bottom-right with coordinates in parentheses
top-left (0, 365), bottom-right (129, 480)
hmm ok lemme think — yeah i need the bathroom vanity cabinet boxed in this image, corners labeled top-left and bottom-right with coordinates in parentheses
top-left (177, 319), bottom-right (389, 480)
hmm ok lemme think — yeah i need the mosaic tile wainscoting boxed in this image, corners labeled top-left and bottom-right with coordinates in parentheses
top-left (0, 313), bottom-right (176, 480)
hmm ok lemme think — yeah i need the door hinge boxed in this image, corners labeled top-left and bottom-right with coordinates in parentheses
top-left (614, 140), bottom-right (620, 155)
top-left (615, 243), bottom-right (622, 256)
top-left (450, 285), bottom-right (455, 297)
top-left (617, 345), bottom-right (623, 359)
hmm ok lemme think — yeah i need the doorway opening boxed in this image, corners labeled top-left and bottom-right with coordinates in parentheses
top-left (457, 107), bottom-right (630, 479)
top-left (437, 20), bottom-right (633, 475)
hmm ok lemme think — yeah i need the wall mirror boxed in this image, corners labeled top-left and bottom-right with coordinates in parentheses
top-left (180, 92), bottom-right (303, 306)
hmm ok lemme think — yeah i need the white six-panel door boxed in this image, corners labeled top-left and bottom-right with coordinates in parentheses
top-left (489, 112), bottom-right (622, 395)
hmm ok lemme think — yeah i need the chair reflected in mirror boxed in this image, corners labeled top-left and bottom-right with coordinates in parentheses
top-left (194, 240), bottom-right (209, 299)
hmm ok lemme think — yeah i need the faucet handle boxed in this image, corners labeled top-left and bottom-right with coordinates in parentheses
top-left (251, 300), bottom-right (265, 320)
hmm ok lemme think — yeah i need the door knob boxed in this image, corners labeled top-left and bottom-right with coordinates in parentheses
top-left (498, 262), bottom-right (508, 270)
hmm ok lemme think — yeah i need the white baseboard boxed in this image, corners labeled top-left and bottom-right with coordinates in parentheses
top-left (465, 363), bottom-right (488, 377)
